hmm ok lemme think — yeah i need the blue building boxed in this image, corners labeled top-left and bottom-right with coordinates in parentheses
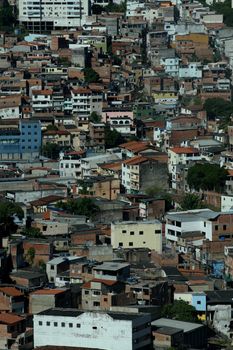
top-left (0, 119), bottom-right (41, 160)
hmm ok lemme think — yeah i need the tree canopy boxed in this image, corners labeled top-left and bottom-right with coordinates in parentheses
top-left (204, 98), bottom-right (233, 120)
top-left (41, 143), bottom-right (61, 160)
top-left (187, 163), bottom-right (228, 192)
top-left (162, 300), bottom-right (198, 323)
top-left (21, 227), bottom-right (42, 238)
top-left (84, 68), bottom-right (100, 84)
top-left (211, 0), bottom-right (233, 26)
top-left (89, 111), bottom-right (102, 123)
top-left (179, 193), bottom-right (203, 211)
top-left (0, 201), bottom-right (24, 235)
top-left (104, 125), bottom-right (125, 148)
top-left (56, 198), bottom-right (100, 217)
top-left (0, 1), bottom-right (16, 30)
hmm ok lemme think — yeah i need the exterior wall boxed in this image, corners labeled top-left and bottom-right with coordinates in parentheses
top-left (221, 195), bottom-right (233, 212)
top-left (111, 220), bottom-right (162, 253)
top-left (34, 311), bottom-right (151, 350)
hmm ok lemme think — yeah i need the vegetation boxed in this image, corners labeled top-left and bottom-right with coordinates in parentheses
top-left (25, 247), bottom-right (35, 266)
top-left (105, 1), bottom-right (126, 13)
top-left (56, 197), bottom-right (100, 217)
top-left (145, 186), bottom-right (174, 211)
top-left (179, 193), bottom-right (203, 211)
top-left (46, 124), bottom-right (58, 131)
top-left (211, 0), bottom-right (233, 27)
top-left (162, 300), bottom-right (199, 323)
top-left (187, 163), bottom-right (228, 192)
top-left (21, 227), bottom-right (42, 238)
top-left (0, 202), bottom-right (24, 235)
top-left (89, 111), bottom-right (102, 123)
top-left (0, 1), bottom-right (17, 30)
top-left (204, 98), bottom-right (233, 120)
top-left (41, 143), bottom-right (61, 160)
top-left (84, 68), bottom-right (100, 84)
top-left (104, 125), bottom-right (125, 148)
top-left (38, 259), bottom-right (46, 272)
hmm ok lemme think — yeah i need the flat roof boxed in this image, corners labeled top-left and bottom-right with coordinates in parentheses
top-left (93, 262), bottom-right (130, 271)
top-left (152, 318), bottom-right (204, 332)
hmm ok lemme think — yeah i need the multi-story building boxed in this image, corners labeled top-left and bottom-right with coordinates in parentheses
top-left (19, 0), bottom-right (91, 32)
top-left (89, 122), bottom-right (105, 152)
top-left (111, 220), bottom-right (162, 253)
top-left (0, 119), bottom-right (41, 160)
top-left (71, 87), bottom-right (103, 116)
top-left (34, 308), bottom-right (152, 350)
top-left (59, 151), bottom-right (85, 179)
top-left (32, 90), bottom-right (53, 113)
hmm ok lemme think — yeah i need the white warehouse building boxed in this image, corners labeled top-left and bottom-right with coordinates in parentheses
top-left (34, 308), bottom-right (151, 350)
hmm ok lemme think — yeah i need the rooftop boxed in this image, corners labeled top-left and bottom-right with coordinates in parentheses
top-left (93, 262), bottom-right (130, 271)
top-left (152, 318), bottom-right (204, 332)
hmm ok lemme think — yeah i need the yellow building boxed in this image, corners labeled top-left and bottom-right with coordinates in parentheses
top-left (111, 220), bottom-right (162, 253)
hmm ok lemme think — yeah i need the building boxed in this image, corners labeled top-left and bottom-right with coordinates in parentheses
top-left (19, 0), bottom-right (91, 31)
top-left (34, 308), bottom-right (152, 350)
top-left (0, 286), bottom-right (25, 313)
top-left (0, 119), bottom-right (41, 160)
top-left (111, 220), bottom-right (162, 253)
top-left (29, 289), bottom-right (71, 314)
top-left (46, 257), bottom-right (81, 284)
top-left (71, 87), bottom-right (103, 116)
top-left (59, 151), bottom-right (85, 179)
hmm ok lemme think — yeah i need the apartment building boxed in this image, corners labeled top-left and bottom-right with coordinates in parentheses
top-left (19, 0), bottom-right (91, 32)
top-left (71, 87), bottom-right (103, 115)
top-left (111, 220), bottom-right (162, 253)
top-left (0, 119), bottom-right (41, 160)
top-left (59, 151), bottom-right (85, 179)
top-left (34, 308), bottom-right (152, 350)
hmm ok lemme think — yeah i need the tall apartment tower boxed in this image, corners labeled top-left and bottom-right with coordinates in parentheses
top-left (18, 0), bottom-right (91, 32)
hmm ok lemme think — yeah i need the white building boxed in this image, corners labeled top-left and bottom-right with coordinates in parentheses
top-left (81, 153), bottom-right (120, 178)
top-left (19, 0), bottom-right (91, 31)
top-left (111, 220), bottom-right (162, 253)
top-left (160, 57), bottom-right (180, 77)
top-left (165, 209), bottom-right (218, 243)
top-left (71, 87), bottom-right (103, 116)
top-left (168, 146), bottom-right (201, 175)
top-left (59, 151), bottom-right (84, 179)
top-left (32, 90), bottom-right (53, 113)
top-left (178, 63), bottom-right (203, 79)
top-left (34, 308), bottom-right (151, 350)
top-left (221, 195), bottom-right (233, 212)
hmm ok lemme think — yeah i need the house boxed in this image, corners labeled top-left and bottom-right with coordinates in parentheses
top-left (174, 292), bottom-right (206, 320)
top-left (29, 289), bottom-right (71, 314)
top-left (34, 308), bottom-right (152, 350)
top-left (77, 176), bottom-right (121, 200)
top-left (59, 151), bottom-right (86, 179)
top-left (46, 257), bottom-right (82, 284)
top-left (81, 279), bottom-right (130, 311)
top-left (126, 281), bottom-right (169, 306)
top-left (93, 262), bottom-right (130, 282)
top-left (0, 286), bottom-right (25, 313)
top-left (121, 154), bottom-right (168, 193)
top-left (71, 87), bottom-right (103, 116)
top-left (10, 269), bottom-right (47, 290)
top-left (111, 220), bottom-right (162, 253)
top-left (0, 312), bottom-right (33, 350)
top-left (152, 318), bottom-right (207, 349)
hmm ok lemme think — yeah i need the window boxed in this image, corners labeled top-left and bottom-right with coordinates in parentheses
top-left (93, 291), bottom-right (100, 295)
top-left (93, 301), bottom-right (100, 306)
top-left (69, 323), bottom-right (73, 328)
top-left (76, 324), bottom-right (81, 328)
top-left (223, 225), bottom-right (227, 231)
top-left (51, 265), bottom-right (54, 270)
top-left (204, 222), bottom-right (206, 227)
top-left (122, 230), bottom-right (126, 233)
top-left (104, 297), bottom-right (108, 301)
top-left (139, 231), bottom-right (143, 235)
top-left (46, 322), bottom-right (50, 326)
top-left (85, 290), bottom-right (89, 295)
top-left (130, 231), bottom-right (134, 235)
top-left (155, 230), bottom-right (161, 234)
top-left (119, 242), bottom-right (123, 247)
top-left (54, 322), bottom-right (58, 327)
top-left (215, 225), bottom-right (218, 231)
top-left (129, 242), bottom-right (133, 246)
top-left (93, 326), bottom-right (97, 330)
top-left (39, 321), bottom-right (42, 326)
top-left (197, 301), bottom-right (201, 304)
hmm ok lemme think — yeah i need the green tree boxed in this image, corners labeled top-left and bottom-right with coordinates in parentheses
top-left (104, 125), bottom-right (125, 148)
top-left (0, 1), bottom-right (16, 30)
top-left (204, 98), bottom-right (233, 120)
top-left (179, 193), bottom-right (203, 210)
top-left (162, 300), bottom-right (199, 323)
top-left (0, 202), bottom-right (24, 235)
top-left (83, 68), bottom-right (100, 84)
top-left (56, 198), bottom-right (100, 217)
top-left (46, 124), bottom-right (58, 131)
top-left (41, 143), bottom-right (61, 159)
top-left (38, 259), bottom-right (46, 272)
top-left (21, 227), bottom-right (42, 238)
top-left (25, 247), bottom-right (35, 266)
top-left (89, 111), bottom-right (101, 123)
top-left (105, 1), bottom-right (126, 12)
top-left (187, 163), bottom-right (228, 192)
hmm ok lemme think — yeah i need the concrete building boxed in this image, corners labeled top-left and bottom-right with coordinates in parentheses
top-left (34, 308), bottom-right (152, 350)
top-left (46, 257), bottom-right (82, 283)
top-left (29, 289), bottom-right (71, 314)
top-left (19, 0), bottom-right (91, 31)
top-left (111, 220), bottom-right (162, 253)
top-left (71, 87), bottom-right (103, 116)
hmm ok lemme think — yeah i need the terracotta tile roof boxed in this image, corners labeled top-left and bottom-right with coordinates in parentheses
top-left (0, 313), bottom-right (24, 325)
top-left (122, 156), bottom-right (148, 166)
top-left (32, 89), bottom-right (53, 95)
top-left (31, 289), bottom-right (66, 296)
top-left (72, 87), bottom-right (92, 94)
top-left (228, 170), bottom-right (233, 176)
top-left (100, 161), bottom-right (122, 171)
top-left (169, 147), bottom-right (200, 154)
top-left (120, 141), bottom-right (153, 153)
top-left (29, 195), bottom-right (64, 207)
top-left (82, 278), bottom-right (118, 289)
top-left (0, 287), bottom-right (23, 297)
top-left (44, 130), bottom-right (70, 136)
